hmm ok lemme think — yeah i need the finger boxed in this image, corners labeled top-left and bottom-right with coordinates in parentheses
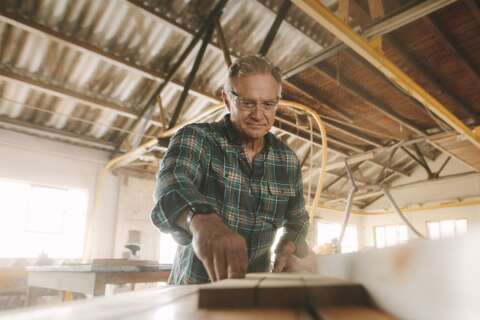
top-left (213, 249), bottom-right (228, 281)
top-left (202, 256), bottom-right (217, 282)
top-left (226, 246), bottom-right (247, 279)
top-left (273, 255), bottom-right (287, 273)
top-left (285, 256), bottom-right (298, 272)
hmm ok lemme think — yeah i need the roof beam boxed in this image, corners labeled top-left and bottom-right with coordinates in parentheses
top-left (0, 114), bottom-right (116, 151)
top-left (0, 2), bottom-right (366, 145)
top-left (0, 9), bottom-right (218, 103)
top-left (258, 0), bottom-right (291, 56)
top-left (128, 0), bottom-right (362, 127)
top-left (465, 0), bottom-right (480, 26)
top-left (326, 171), bottom-right (480, 205)
top-left (282, 0), bottom-right (459, 78)
top-left (0, 67), bottom-right (155, 123)
top-left (0, 66), bottom-right (353, 164)
top-left (386, 35), bottom-right (479, 122)
top-left (292, 0), bottom-right (480, 150)
top-left (118, 0), bottom-right (229, 151)
top-left (422, 16), bottom-right (480, 84)
top-left (284, 79), bottom-right (354, 123)
top-left (313, 63), bottom-right (426, 136)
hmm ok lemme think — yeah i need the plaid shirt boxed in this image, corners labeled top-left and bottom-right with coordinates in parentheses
top-left (151, 115), bottom-right (309, 285)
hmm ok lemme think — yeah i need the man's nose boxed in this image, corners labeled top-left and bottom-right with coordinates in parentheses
top-left (250, 106), bottom-right (263, 119)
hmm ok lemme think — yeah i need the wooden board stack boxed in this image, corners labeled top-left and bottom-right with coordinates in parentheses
top-left (198, 273), bottom-right (371, 309)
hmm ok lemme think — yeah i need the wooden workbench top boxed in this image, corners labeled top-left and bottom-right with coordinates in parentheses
top-left (0, 274), bottom-right (393, 320)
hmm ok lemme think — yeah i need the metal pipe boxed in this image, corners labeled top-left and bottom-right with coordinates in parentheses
top-left (383, 187), bottom-right (425, 238)
top-left (169, 22), bottom-right (215, 129)
top-left (338, 160), bottom-right (359, 251)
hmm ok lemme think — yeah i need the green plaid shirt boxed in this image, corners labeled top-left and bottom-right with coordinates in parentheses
top-left (152, 115), bottom-right (309, 285)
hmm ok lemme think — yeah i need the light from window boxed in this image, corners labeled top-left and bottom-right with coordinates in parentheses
top-left (374, 225), bottom-right (408, 248)
top-left (427, 219), bottom-right (467, 239)
top-left (270, 227), bottom-right (285, 263)
top-left (316, 222), bottom-right (358, 253)
top-left (158, 232), bottom-right (177, 265)
top-left (0, 178), bottom-right (88, 258)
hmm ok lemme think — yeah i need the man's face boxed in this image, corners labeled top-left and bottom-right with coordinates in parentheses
top-left (224, 73), bottom-right (280, 140)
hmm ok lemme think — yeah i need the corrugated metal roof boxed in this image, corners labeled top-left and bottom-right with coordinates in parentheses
top-left (0, 0), bottom-right (478, 209)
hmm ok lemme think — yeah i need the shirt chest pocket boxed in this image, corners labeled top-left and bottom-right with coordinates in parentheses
top-left (260, 182), bottom-right (296, 228)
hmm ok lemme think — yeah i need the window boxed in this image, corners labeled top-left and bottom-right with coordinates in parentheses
top-left (374, 225), bottom-right (408, 248)
top-left (0, 178), bottom-right (88, 258)
top-left (316, 222), bottom-right (358, 253)
top-left (426, 219), bottom-right (467, 239)
top-left (158, 232), bottom-right (177, 265)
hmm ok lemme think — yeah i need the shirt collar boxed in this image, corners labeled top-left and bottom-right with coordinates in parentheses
top-left (222, 114), bottom-right (272, 153)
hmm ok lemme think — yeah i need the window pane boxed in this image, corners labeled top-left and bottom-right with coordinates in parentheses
top-left (317, 222), bottom-right (339, 246)
top-left (0, 179), bottom-right (88, 258)
top-left (342, 226), bottom-right (358, 253)
top-left (26, 186), bottom-right (66, 233)
top-left (427, 222), bottom-right (440, 240)
top-left (375, 227), bottom-right (385, 248)
top-left (385, 225), bottom-right (397, 246)
top-left (440, 220), bottom-right (455, 238)
top-left (159, 233), bottom-right (177, 265)
top-left (455, 219), bottom-right (467, 235)
top-left (316, 223), bottom-right (357, 253)
top-left (399, 225), bottom-right (408, 242)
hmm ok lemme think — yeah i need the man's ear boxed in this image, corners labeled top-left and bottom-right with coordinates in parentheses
top-left (222, 89), bottom-right (231, 112)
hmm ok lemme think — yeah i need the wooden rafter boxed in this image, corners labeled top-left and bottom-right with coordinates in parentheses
top-left (422, 16), bottom-right (480, 84)
top-left (312, 63), bottom-right (426, 136)
top-left (386, 36), bottom-right (479, 122)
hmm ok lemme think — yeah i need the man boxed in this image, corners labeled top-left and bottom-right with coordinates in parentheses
top-left (151, 55), bottom-right (309, 285)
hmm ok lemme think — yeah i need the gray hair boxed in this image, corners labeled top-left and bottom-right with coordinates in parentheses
top-left (223, 55), bottom-right (282, 96)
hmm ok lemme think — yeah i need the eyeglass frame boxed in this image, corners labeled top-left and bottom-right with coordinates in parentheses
top-left (228, 90), bottom-right (280, 112)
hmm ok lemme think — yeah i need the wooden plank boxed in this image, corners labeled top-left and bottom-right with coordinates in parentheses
top-left (337, 0), bottom-right (350, 22)
top-left (198, 279), bottom-right (259, 309)
top-left (368, 0), bottom-right (385, 20)
top-left (317, 306), bottom-right (394, 319)
top-left (198, 273), bottom-right (370, 309)
top-left (0, 267), bottom-right (27, 292)
top-left (315, 232), bottom-right (480, 319)
top-left (257, 278), bottom-right (306, 308)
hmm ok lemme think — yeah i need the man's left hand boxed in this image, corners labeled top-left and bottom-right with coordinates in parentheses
top-left (273, 241), bottom-right (296, 272)
top-left (273, 241), bottom-right (316, 273)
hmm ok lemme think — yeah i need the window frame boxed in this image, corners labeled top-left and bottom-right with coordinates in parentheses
top-left (425, 218), bottom-right (468, 239)
top-left (0, 177), bottom-right (89, 259)
top-left (373, 224), bottom-right (409, 248)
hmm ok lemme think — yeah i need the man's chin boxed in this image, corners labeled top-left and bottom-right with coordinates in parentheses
top-left (242, 126), bottom-right (266, 138)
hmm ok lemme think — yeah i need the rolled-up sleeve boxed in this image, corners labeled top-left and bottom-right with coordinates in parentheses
top-left (151, 125), bottom-right (210, 245)
top-left (281, 162), bottom-right (310, 258)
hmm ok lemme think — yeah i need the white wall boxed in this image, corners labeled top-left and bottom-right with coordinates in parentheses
top-left (113, 175), bottom-right (162, 261)
top-left (0, 129), bottom-right (120, 259)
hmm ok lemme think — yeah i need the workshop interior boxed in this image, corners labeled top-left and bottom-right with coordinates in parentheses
top-left (0, 0), bottom-right (479, 319)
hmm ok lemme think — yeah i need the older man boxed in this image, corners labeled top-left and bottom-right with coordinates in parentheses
top-left (152, 55), bottom-right (309, 285)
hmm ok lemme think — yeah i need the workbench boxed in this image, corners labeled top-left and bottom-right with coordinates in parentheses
top-left (25, 262), bottom-right (171, 303)
top-left (1, 275), bottom-right (392, 320)
top-left (1, 233), bottom-right (477, 319)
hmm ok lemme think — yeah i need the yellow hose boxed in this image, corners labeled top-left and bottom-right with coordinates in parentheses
top-left (279, 100), bottom-right (328, 211)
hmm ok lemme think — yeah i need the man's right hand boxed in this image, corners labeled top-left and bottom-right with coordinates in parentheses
top-left (189, 213), bottom-right (248, 282)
